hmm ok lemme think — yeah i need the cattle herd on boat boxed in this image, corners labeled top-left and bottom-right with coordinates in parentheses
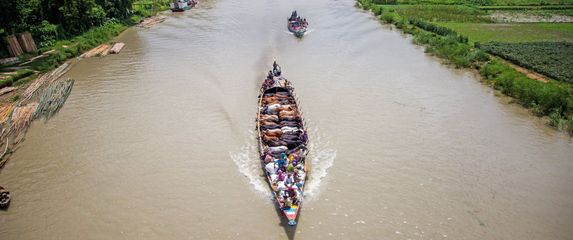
top-left (258, 62), bottom-right (308, 225)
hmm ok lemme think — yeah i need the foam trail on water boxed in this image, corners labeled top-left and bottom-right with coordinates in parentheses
top-left (231, 128), bottom-right (336, 202)
top-left (230, 132), bottom-right (271, 198)
top-left (303, 127), bottom-right (336, 202)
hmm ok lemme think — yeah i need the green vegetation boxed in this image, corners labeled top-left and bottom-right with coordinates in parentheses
top-left (480, 60), bottom-right (573, 116)
top-left (388, 0), bottom-right (573, 5)
top-left (27, 20), bottom-right (129, 73)
top-left (0, 69), bottom-right (36, 88)
top-left (480, 42), bottom-right (573, 83)
top-left (437, 22), bottom-right (573, 43)
top-left (385, 5), bottom-right (492, 22)
top-left (358, 0), bottom-right (573, 133)
top-left (11, 95), bottom-right (20, 103)
top-left (0, 0), bottom-right (159, 58)
top-left (0, 0), bottom-right (163, 83)
top-left (133, 0), bottom-right (171, 17)
top-left (0, 0), bottom-right (132, 44)
top-left (478, 5), bottom-right (573, 10)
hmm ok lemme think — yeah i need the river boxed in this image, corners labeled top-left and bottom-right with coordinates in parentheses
top-left (1, 0), bottom-right (573, 239)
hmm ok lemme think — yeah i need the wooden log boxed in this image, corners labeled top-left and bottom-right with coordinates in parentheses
top-left (17, 32), bottom-right (37, 53)
top-left (99, 44), bottom-right (112, 56)
top-left (0, 57), bottom-right (20, 65)
top-left (5, 35), bottom-right (23, 57)
top-left (109, 43), bottom-right (125, 54)
top-left (81, 44), bottom-right (111, 58)
top-left (0, 87), bottom-right (17, 96)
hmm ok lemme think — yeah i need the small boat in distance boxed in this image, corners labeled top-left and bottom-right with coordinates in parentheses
top-left (170, 0), bottom-right (196, 12)
top-left (288, 11), bottom-right (308, 38)
top-left (0, 186), bottom-right (10, 209)
top-left (257, 62), bottom-right (308, 226)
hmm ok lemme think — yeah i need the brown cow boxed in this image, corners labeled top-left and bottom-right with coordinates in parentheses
top-left (264, 129), bottom-right (282, 137)
top-left (260, 114), bottom-right (279, 122)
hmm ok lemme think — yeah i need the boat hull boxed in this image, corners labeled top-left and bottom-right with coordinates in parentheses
top-left (257, 76), bottom-right (308, 226)
top-left (287, 22), bottom-right (306, 38)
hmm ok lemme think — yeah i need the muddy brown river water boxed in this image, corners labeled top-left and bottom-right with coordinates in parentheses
top-left (1, 0), bottom-right (573, 239)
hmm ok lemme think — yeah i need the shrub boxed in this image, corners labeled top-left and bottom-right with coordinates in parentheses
top-left (480, 60), bottom-right (573, 116)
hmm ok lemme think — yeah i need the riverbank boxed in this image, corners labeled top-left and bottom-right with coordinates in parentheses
top-left (0, 11), bottom-right (171, 174)
top-left (357, 0), bottom-right (573, 134)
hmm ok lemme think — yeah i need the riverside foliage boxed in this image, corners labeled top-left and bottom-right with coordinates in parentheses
top-left (358, 0), bottom-right (573, 133)
top-left (0, 0), bottom-right (133, 57)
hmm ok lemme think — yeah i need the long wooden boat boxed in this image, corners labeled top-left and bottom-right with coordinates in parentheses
top-left (257, 64), bottom-right (308, 226)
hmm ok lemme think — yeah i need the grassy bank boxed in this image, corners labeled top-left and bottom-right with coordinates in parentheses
top-left (26, 19), bottom-right (130, 73)
top-left (358, 0), bottom-right (573, 134)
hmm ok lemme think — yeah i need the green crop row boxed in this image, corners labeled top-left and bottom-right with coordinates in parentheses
top-left (479, 42), bottom-right (573, 83)
top-left (384, 4), bottom-right (493, 22)
top-left (382, 0), bottom-right (573, 6)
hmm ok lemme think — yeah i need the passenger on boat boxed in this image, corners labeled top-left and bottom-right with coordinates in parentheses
top-left (286, 162), bottom-right (294, 173)
top-left (265, 162), bottom-right (277, 174)
top-left (264, 153), bottom-right (274, 164)
top-left (286, 173), bottom-right (294, 184)
top-left (284, 197), bottom-right (292, 209)
top-left (276, 156), bottom-right (287, 169)
top-left (277, 180), bottom-right (287, 191)
top-left (290, 11), bottom-right (298, 21)
top-left (273, 65), bottom-right (282, 76)
top-left (295, 179), bottom-right (304, 189)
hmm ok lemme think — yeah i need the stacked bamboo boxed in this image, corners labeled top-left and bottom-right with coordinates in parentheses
top-left (23, 62), bottom-right (70, 99)
top-left (0, 87), bottom-right (17, 96)
top-left (5, 35), bottom-right (23, 57)
top-left (10, 103), bottom-right (38, 136)
top-left (137, 16), bottom-right (167, 28)
top-left (17, 32), bottom-right (37, 53)
top-left (81, 44), bottom-right (112, 58)
top-left (35, 79), bottom-right (74, 120)
top-left (109, 43), bottom-right (125, 54)
top-left (0, 57), bottom-right (19, 65)
top-left (0, 104), bottom-right (14, 124)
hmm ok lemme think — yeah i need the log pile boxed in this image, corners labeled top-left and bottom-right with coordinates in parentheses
top-left (17, 32), bottom-right (37, 53)
top-left (5, 35), bottom-right (23, 57)
top-left (0, 87), bottom-right (17, 96)
top-left (0, 104), bottom-right (14, 124)
top-left (137, 16), bottom-right (167, 28)
top-left (9, 103), bottom-right (38, 136)
top-left (109, 43), bottom-right (125, 54)
top-left (81, 44), bottom-right (112, 58)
